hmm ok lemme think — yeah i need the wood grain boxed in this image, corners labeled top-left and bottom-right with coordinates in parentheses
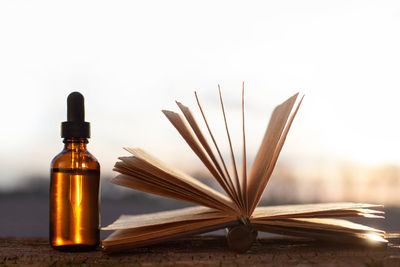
top-left (1, 235), bottom-right (400, 266)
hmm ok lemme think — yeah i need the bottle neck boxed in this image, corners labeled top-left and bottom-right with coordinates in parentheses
top-left (63, 138), bottom-right (88, 151)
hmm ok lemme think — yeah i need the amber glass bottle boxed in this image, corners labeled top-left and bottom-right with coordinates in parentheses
top-left (50, 92), bottom-right (100, 251)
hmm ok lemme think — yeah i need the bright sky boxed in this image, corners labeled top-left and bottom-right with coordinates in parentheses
top-left (1, 1), bottom-right (400, 194)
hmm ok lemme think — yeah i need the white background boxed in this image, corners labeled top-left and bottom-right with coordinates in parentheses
top-left (1, 1), bottom-right (400, 203)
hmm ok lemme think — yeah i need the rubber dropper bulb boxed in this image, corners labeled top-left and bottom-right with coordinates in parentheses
top-left (61, 91), bottom-right (90, 138)
top-left (67, 92), bottom-right (85, 122)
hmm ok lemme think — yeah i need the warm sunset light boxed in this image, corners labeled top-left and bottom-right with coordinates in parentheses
top-left (2, 2), bottom-right (400, 266)
top-left (364, 233), bottom-right (388, 243)
top-left (74, 175), bottom-right (82, 244)
top-left (0, 1), bottom-right (399, 208)
top-left (1, 1), bottom-right (400, 244)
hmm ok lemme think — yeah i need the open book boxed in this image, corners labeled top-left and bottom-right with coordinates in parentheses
top-left (102, 87), bottom-right (386, 253)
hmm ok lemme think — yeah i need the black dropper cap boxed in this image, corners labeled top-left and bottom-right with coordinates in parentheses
top-left (61, 92), bottom-right (90, 138)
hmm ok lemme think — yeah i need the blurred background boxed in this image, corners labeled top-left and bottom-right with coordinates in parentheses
top-left (1, 0), bottom-right (400, 237)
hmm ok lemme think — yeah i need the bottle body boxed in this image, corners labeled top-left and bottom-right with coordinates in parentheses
top-left (50, 138), bottom-right (100, 251)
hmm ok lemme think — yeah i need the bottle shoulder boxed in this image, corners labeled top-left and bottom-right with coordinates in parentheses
top-left (51, 148), bottom-right (100, 170)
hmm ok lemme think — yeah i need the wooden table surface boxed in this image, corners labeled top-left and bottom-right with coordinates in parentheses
top-left (1, 235), bottom-right (400, 266)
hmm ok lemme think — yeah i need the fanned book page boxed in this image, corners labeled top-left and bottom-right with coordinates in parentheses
top-left (103, 87), bottom-right (387, 253)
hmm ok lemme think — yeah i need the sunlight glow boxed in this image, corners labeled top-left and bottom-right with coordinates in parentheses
top-left (1, 1), bottom-right (400, 204)
top-left (364, 233), bottom-right (387, 243)
top-left (74, 175), bottom-right (82, 243)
